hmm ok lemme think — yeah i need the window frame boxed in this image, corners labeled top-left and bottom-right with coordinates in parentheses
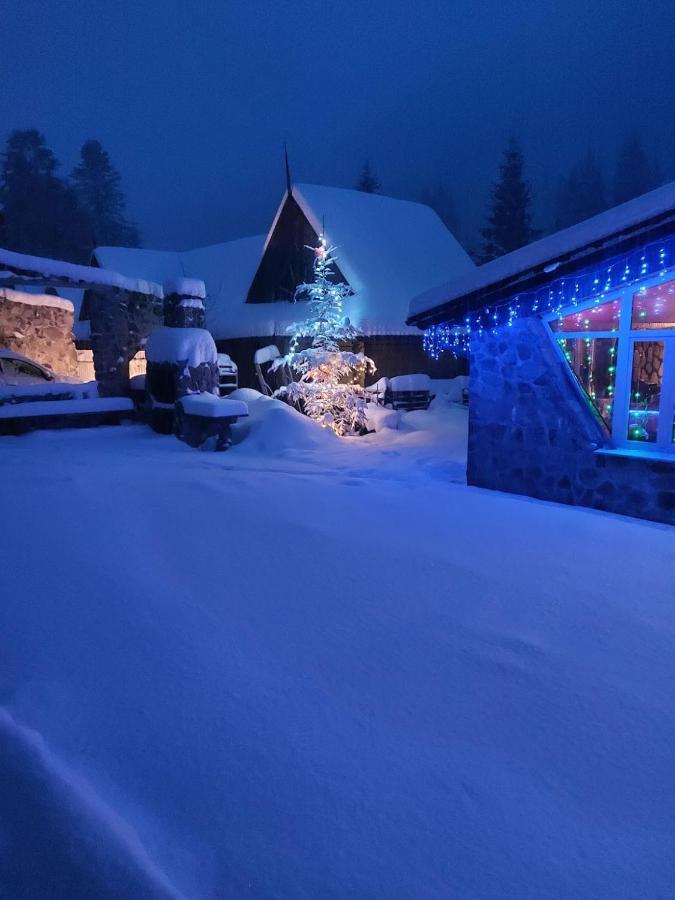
top-left (545, 270), bottom-right (675, 456)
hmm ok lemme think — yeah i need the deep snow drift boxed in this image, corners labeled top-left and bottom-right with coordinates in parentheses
top-left (1, 391), bottom-right (674, 898)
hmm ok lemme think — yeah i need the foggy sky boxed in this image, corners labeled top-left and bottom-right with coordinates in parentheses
top-left (3, 0), bottom-right (675, 251)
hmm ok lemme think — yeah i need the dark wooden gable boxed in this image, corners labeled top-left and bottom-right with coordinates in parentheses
top-left (247, 193), bottom-right (349, 302)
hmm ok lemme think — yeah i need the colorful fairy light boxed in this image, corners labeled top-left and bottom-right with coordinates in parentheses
top-left (423, 236), bottom-right (674, 360)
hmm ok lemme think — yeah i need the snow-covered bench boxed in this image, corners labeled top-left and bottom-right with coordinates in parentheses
top-left (365, 376), bottom-right (389, 406)
top-left (175, 393), bottom-right (249, 450)
top-left (0, 381), bottom-right (98, 407)
top-left (386, 374), bottom-right (435, 411)
top-left (365, 375), bottom-right (436, 411)
top-left (0, 397), bottom-right (135, 435)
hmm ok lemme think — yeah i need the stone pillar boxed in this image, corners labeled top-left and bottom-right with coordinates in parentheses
top-left (145, 279), bottom-right (218, 433)
top-left (89, 289), bottom-right (162, 397)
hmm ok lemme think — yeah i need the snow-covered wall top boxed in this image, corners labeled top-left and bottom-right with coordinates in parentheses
top-left (0, 246), bottom-right (163, 299)
top-left (0, 286), bottom-right (74, 312)
top-left (409, 179), bottom-right (675, 321)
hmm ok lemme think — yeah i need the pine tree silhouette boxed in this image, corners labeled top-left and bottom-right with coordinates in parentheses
top-left (356, 159), bottom-right (380, 193)
top-left (613, 133), bottom-right (660, 205)
top-left (480, 138), bottom-right (537, 262)
top-left (0, 129), bottom-right (89, 262)
top-left (72, 140), bottom-right (140, 248)
top-left (554, 152), bottom-right (607, 230)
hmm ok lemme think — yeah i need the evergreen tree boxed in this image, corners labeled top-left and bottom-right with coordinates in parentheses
top-left (554, 152), bottom-right (607, 229)
top-left (421, 182), bottom-right (460, 235)
top-left (276, 236), bottom-right (375, 435)
top-left (0, 129), bottom-right (90, 262)
top-left (480, 138), bottom-right (537, 261)
top-left (71, 139), bottom-right (140, 247)
top-left (356, 159), bottom-right (380, 193)
top-left (613, 133), bottom-right (660, 205)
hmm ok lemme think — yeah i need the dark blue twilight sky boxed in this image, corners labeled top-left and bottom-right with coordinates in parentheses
top-left (3, 0), bottom-right (675, 250)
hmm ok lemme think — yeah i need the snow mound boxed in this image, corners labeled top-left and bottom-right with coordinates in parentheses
top-left (0, 708), bottom-right (184, 899)
top-left (145, 327), bottom-right (216, 367)
top-left (229, 389), bottom-right (336, 452)
top-left (224, 387), bottom-right (260, 403)
top-left (364, 404), bottom-right (400, 432)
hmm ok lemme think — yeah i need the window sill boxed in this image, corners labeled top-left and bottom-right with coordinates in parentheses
top-left (595, 447), bottom-right (675, 465)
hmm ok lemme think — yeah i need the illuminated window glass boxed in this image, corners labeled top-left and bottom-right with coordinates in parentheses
top-left (548, 271), bottom-right (675, 454)
top-left (549, 299), bottom-right (621, 333)
top-left (558, 336), bottom-right (618, 426)
top-left (632, 278), bottom-right (675, 330)
top-left (627, 341), bottom-right (663, 443)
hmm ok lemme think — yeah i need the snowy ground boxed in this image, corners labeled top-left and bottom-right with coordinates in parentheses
top-left (1, 390), bottom-right (674, 899)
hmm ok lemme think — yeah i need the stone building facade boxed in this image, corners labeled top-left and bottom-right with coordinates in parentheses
top-left (407, 180), bottom-right (675, 526)
top-left (0, 288), bottom-right (78, 377)
top-left (468, 318), bottom-right (674, 525)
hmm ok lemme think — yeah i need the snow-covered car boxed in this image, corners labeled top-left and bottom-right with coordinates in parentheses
top-left (0, 349), bottom-right (55, 386)
top-left (217, 353), bottom-right (238, 396)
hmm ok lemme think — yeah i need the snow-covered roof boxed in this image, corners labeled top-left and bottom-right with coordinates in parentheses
top-left (409, 180), bottom-right (675, 326)
top-left (93, 236), bottom-right (265, 338)
top-left (283, 184), bottom-right (474, 335)
top-left (93, 184), bottom-right (474, 340)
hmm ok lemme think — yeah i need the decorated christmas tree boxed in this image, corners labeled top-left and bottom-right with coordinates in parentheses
top-left (276, 236), bottom-right (375, 435)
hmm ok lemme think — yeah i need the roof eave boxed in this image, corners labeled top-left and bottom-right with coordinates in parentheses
top-left (407, 207), bottom-right (675, 330)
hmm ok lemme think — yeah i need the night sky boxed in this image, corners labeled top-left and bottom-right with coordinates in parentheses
top-left (4, 0), bottom-right (675, 250)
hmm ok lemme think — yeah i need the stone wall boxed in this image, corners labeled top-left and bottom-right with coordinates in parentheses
top-left (468, 316), bottom-right (675, 525)
top-left (0, 288), bottom-right (78, 378)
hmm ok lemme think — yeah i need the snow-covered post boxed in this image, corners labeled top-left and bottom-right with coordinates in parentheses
top-left (145, 279), bottom-right (218, 434)
top-left (276, 237), bottom-right (375, 435)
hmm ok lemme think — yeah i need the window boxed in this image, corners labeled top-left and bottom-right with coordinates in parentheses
top-left (548, 273), bottom-right (675, 455)
top-left (550, 298), bottom-right (621, 333)
top-left (631, 278), bottom-right (675, 330)
top-left (557, 336), bottom-right (617, 426)
top-left (627, 341), bottom-right (663, 442)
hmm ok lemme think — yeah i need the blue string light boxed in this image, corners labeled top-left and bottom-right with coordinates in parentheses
top-left (423, 236), bottom-right (673, 360)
